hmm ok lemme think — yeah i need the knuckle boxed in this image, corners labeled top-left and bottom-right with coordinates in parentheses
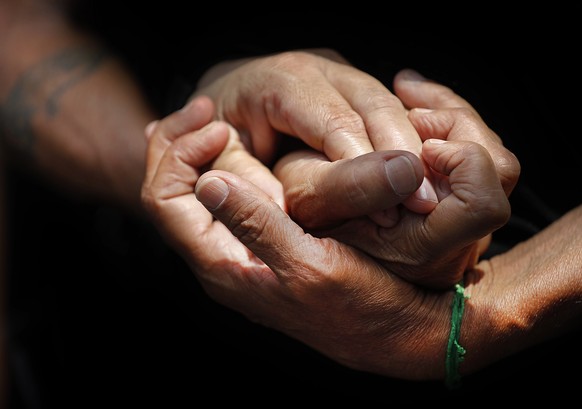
top-left (372, 92), bottom-right (406, 111)
top-left (228, 199), bottom-right (270, 246)
top-left (464, 187), bottom-right (511, 230)
top-left (288, 193), bottom-right (321, 229)
top-left (477, 196), bottom-right (511, 228)
top-left (456, 143), bottom-right (512, 227)
top-left (360, 90), bottom-right (407, 117)
top-left (323, 111), bottom-right (368, 158)
top-left (325, 109), bottom-right (366, 135)
top-left (268, 50), bottom-right (318, 69)
top-left (497, 150), bottom-right (522, 189)
top-left (451, 106), bottom-right (477, 121)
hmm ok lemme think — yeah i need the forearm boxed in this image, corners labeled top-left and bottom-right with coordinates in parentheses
top-left (0, 3), bottom-right (156, 210)
top-left (462, 204), bottom-right (582, 374)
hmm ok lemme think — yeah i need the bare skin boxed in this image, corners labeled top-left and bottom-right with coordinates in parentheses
top-left (273, 72), bottom-right (520, 289)
top-left (3, 0), bottom-right (579, 393)
top-left (141, 97), bottom-right (581, 379)
top-left (0, 1), bottom-right (462, 394)
top-left (194, 50), bottom-right (440, 217)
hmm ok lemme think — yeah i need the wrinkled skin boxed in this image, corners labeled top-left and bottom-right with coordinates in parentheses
top-left (273, 70), bottom-right (519, 288)
top-left (194, 55), bottom-right (520, 288)
top-left (140, 69), bottom-right (523, 379)
top-left (140, 96), bottom-right (581, 380)
top-left (193, 50), bottom-right (441, 216)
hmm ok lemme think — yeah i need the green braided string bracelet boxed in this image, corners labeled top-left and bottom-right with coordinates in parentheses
top-left (445, 280), bottom-right (469, 389)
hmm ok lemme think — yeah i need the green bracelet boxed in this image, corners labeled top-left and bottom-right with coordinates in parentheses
top-left (445, 280), bottom-right (469, 389)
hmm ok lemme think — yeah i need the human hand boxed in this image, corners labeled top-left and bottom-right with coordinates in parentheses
top-left (193, 49), bottom-right (438, 214)
top-left (141, 96), bottom-right (580, 383)
top-left (142, 85), bottom-right (444, 290)
top-left (141, 95), bottom-right (285, 264)
top-left (190, 153), bottom-right (582, 384)
top-left (141, 91), bottom-right (429, 288)
top-left (273, 71), bottom-right (521, 289)
top-left (394, 69), bottom-right (520, 197)
top-left (140, 105), bottom-right (447, 379)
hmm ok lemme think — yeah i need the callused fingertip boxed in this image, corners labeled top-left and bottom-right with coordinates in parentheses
top-left (384, 155), bottom-right (422, 197)
top-left (195, 176), bottom-right (230, 211)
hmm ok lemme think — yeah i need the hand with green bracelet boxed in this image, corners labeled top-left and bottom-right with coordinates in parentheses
top-left (141, 70), bottom-right (581, 385)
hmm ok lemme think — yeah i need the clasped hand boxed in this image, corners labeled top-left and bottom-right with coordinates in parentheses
top-left (140, 50), bottom-right (520, 380)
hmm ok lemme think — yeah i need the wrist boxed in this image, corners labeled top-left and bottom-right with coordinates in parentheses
top-left (374, 288), bottom-right (454, 381)
top-left (460, 209), bottom-right (582, 376)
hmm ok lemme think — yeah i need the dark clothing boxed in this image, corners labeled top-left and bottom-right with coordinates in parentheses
top-left (5, 10), bottom-right (582, 407)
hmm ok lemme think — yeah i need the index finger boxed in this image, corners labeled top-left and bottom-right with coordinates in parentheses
top-left (260, 54), bottom-right (423, 160)
top-left (143, 95), bottom-right (215, 187)
top-left (328, 63), bottom-right (425, 155)
top-left (274, 150), bottom-right (426, 229)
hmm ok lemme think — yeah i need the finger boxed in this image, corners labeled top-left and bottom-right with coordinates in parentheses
top-left (194, 170), bottom-right (406, 318)
top-left (144, 120), bottom-right (159, 139)
top-left (392, 68), bottom-right (493, 207)
top-left (258, 59), bottom-right (375, 161)
top-left (205, 54), bottom-right (438, 212)
top-left (421, 138), bottom-right (511, 256)
top-left (212, 124), bottom-right (285, 209)
top-left (251, 55), bottom-right (424, 159)
top-left (142, 121), bottom-right (230, 254)
top-left (195, 170), bottom-right (322, 279)
top-left (325, 63), bottom-right (440, 213)
top-left (393, 69), bottom-right (478, 113)
top-left (274, 150), bottom-right (427, 229)
top-left (329, 63), bottom-right (425, 155)
top-left (144, 95), bottom-right (215, 186)
top-left (328, 64), bottom-right (441, 214)
top-left (143, 119), bottom-right (267, 287)
top-left (408, 107), bottom-right (521, 196)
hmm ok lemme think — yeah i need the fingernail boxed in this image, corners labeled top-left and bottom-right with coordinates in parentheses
top-left (415, 177), bottom-right (438, 203)
top-left (196, 177), bottom-right (229, 210)
top-left (400, 69), bottom-right (426, 82)
top-left (426, 138), bottom-right (446, 144)
top-left (384, 156), bottom-right (419, 197)
top-left (412, 108), bottom-right (434, 114)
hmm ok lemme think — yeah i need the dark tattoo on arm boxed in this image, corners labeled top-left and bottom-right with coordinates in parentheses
top-left (0, 46), bottom-right (107, 157)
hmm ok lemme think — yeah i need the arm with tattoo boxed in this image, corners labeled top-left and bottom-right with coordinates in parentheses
top-left (0, 0), bottom-right (156, 210)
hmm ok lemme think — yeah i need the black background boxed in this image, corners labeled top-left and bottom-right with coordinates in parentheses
top-left (5, 10), bottom-right (582, 408)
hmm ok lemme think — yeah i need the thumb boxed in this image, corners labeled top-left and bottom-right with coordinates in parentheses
top-left (274, 150), bottom-right (427, 229)
top-left (194, 171), bottom-right (313, 278)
